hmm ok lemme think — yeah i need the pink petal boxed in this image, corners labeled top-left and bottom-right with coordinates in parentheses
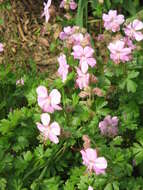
top-left (84, 46), bottom-right (94, 58)
top-left (134, 31), bottom-right (143, 41)
top-left (48, 131), bottom-right (59, 144)
top-left (94, 157), bottom-right (107, 169)
top-left (50, 122), bottom-right (61, 136)
top-left (72, 45), bottom-right (83, 58)
top-left (87, 58), bottom-right (96, 67)
top-left (36, 122), bottom-right (45, 133)
top-left (85, 148), bottom-right (97, 161)
top-left (50, 89), bottom-right (61, 106)
top-left (36, 86), bottom-right (48, 98)
top-left (80, 59), bottom-right (89, 74)
top-left (132, 19), bottom-right (143, 30)
top-left (41, 113), bottom-right (50, 126)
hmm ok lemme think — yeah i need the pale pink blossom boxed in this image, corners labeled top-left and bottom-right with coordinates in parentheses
top-left (0, 43), bottom-right (4, 52)
top-left (36, 86), bottom-right (62, 113)
top-left (57, 54), bottom-right (69, 82)
top-left (88, 186), bottom-right (93, 190)
top-left (16, 78), bottom-right (24, 85)
top-left (69, 0), bottom-right (77, 10)
top-left (108, 40), bottom-right (132, 64)
top-left (103, 10), bottom-right (124, 32)
top-left (124, 19), bottom-right (143, 41)
top-left (41, 0), bottom-right (52, 23)
top-left (76, 68), bottom-right (89, 89)
top-left (72, 45), bottom-right (96, 73)
top-left (80, 148), bottom-right (107, 175)
top-left (59, 26), bottom-right (74, 40)
top-left (99, 115), bottom-right (118, 137)
top-left (37, 113), bottom-right (60, 144)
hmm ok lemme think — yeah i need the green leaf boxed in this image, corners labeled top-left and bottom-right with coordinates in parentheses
top-left (128, 71), bottom-right (139, 79)
top-left (127, 79), bottom-right (137, 93)
top-left (104, 183), bottom-right (113, 190)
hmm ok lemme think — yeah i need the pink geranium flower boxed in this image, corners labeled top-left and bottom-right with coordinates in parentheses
top-left (124, 19), bottom-right (143, 41)
top-left (41, 0), bottom-right (52, 23)
top-left (59, 26), bottom-right (74, 40)
top-left (57, 54), bottom-right (69, 82)
top-left (0, 43), bottom-right (4, 52)
top-left (80, 148), bottom-right (107, 175)
top-left (108, 40), bottom-right (132, 64)
top-left (36, 86), bottom-right (62, 113)
top-left (72, 45), bottom-right (96, 73)
top-left (37, 113), bottom-right (61, 144)
top-left (69, 0), bottom-right (77, 10)
top-left (103, 10), bottom-right (124, 32)
top-left (76, 68), bottom-right (89, 89)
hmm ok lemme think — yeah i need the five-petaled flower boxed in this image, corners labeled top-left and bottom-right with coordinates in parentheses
top-left (36, 86), bottom-right (62, 113)
top-left (80, 148), bottom-right (107, 175)
top-left (124, 19), bottom-right (143, 41)
top-left (103, 10), bottom-right (124, 32)
top-left (108, 40), bottom-right (132, 64)
top-left (37, 113), bottom-right (61, 144)
top-left (72, 45), bottom-right (96, 73)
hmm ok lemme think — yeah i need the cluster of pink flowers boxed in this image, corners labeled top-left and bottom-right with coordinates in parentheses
top-left (36, 86), bottom-right (62, 144)
top-left (103, 10), bottom-right (143, 64)
top-left (41, 0), bottom-right (52, 23)
top-left (60, 0), bottom-right (77, 10)
top-left (124, 19), bottom-right (143, 41)
top-left (80, 148), bottom-right (107, 175)
top-left (58, 26), bottom-right (96, 89)
top-left (0, 43), bottom-right (4, 52)
top-left (36, 113), bottom-right (61, 144)
top-left (99, 115), bottom-right (119, 137)
top-left (59, 26), bottom-right (91, 47)
top-left (103, 10), bottom-right (124, 32)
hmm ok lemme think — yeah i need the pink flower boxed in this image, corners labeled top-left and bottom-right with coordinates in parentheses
top-left (41, 0), bottom-right (52, 23)
top-left (72, 45), bottom-right (96, 73)
top-left (108, 40), bottom-right (132, 64)
top-left (103, 10), bottom-right (124, 32)
top-left (69, 33), bottom-right (84, 45)
top-left (37, 113), bottom-right (60, 144)
top-left (80, 148), bottom-right (107, 175)
top-left (69, 0), bottom-right (77, 10)
top-left (57, 54), bottom-right (69, 82)
top-left (88, 186), bottom-right (93, 190)
top-left (16, 78), bottom-right (24, 85)
top-left (0, 43), bottom-right (4, 52)
top-left (99, 115), bottom-right (118, 137)
top-left (124, 19), bottom-right (143, 41)
top-left (76, 68), bottom-right (89, 89)
top-left (36, 86), bottom-right (62, 113)
top-left (59, 26), bottom-right (74, 40)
